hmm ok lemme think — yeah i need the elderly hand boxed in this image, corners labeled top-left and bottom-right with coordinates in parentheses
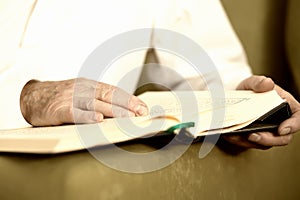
top-left (222, 75), bottom-right (300, 149)
top-left (20, 78), bottom-right (148, 126)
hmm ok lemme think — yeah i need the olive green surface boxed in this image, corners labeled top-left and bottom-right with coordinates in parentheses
top-left (1, 0), bottom-right (300, 199)
top-left (0, 136), bottom-right (300, 200)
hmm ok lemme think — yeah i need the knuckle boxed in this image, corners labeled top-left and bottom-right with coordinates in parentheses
top-left (86, 98), bottom-right (95, 110)
top-left (126, 97), bottom-right (136, 109)
top-left (99, 85), bottom-right (115, 101)
top-left (54, 104), bottom-right (73, 124)
top-left (101, 89), bottom-right (111, 100)
top-left (282, 134), bottom-right (293, 145)
top-left (76, 77), bottom-right (88, 83)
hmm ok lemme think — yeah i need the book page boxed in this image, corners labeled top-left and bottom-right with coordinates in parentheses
top-left (0, 115), bottom-right (179, 153)
top-left (138, 90), bottom-right (285, 136)
top-left (0, 90), bottom-right (285, 153)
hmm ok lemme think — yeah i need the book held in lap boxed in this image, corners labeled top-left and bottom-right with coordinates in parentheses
top-left (0, 90), bottom-right (291, 153)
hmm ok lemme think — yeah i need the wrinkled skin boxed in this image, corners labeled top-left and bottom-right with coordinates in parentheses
top-left (20, 78), bottom-right (148, 126)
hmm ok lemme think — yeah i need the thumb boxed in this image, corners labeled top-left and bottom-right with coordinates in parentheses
top-left (237, 75), bottom-right (275, 92)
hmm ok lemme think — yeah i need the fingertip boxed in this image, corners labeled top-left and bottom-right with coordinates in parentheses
top-left (278, 115), bottom-right (300, 135)
top-left (254, 77), bottom-right (275, 92)
top-left (278, 127), bottom-right (291, 136)
top-left (94, 113), bottom-right (104, 122)
top-left (263, 77), bottom-right (275, 89)
top-left (248, 133), bottom-right (262, 142)
top-left (135, 104), bottom-right (148, 116)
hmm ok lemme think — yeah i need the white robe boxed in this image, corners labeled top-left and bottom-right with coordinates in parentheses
top-left (0, 0), bottom-right (252, 129)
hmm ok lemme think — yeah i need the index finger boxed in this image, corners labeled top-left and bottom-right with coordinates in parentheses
top-left (95, 82), bottom-right (148, 116)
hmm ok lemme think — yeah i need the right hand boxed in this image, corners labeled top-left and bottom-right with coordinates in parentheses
top-left (222, 75), bottom-right (300, 149)
top-left (20, 78), bottom-right (148, 126)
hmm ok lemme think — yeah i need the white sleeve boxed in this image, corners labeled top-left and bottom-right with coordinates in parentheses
top-left (0, 53), bottom-right (36, 129)
top-left (152, 0), bottom-right (252, 90)
top-left (20, 0), bottom-right (154, 93)
top-left (0, 0), bottom-right (38, 129)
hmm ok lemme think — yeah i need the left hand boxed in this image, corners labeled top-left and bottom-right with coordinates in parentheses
top-left (222, 75), bottom-right (300, 149)
top-left (20, 78), bottom-right (148, 126)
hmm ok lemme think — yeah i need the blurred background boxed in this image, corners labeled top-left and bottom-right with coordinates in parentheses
top-left (221, 0), bottom-right (300, 100)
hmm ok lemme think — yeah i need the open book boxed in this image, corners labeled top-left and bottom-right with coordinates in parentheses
top-left (0, 90), bottom-right (291, 153)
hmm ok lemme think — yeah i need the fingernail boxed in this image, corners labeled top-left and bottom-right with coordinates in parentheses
top-left (94, 114), bottom-right (103, 122)
top-left (248, 133), bottom-right (261, 142)
top-left (136, 104), bottom-right (148, 116)
top-left (279, 127), bottom-right (291, 136)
